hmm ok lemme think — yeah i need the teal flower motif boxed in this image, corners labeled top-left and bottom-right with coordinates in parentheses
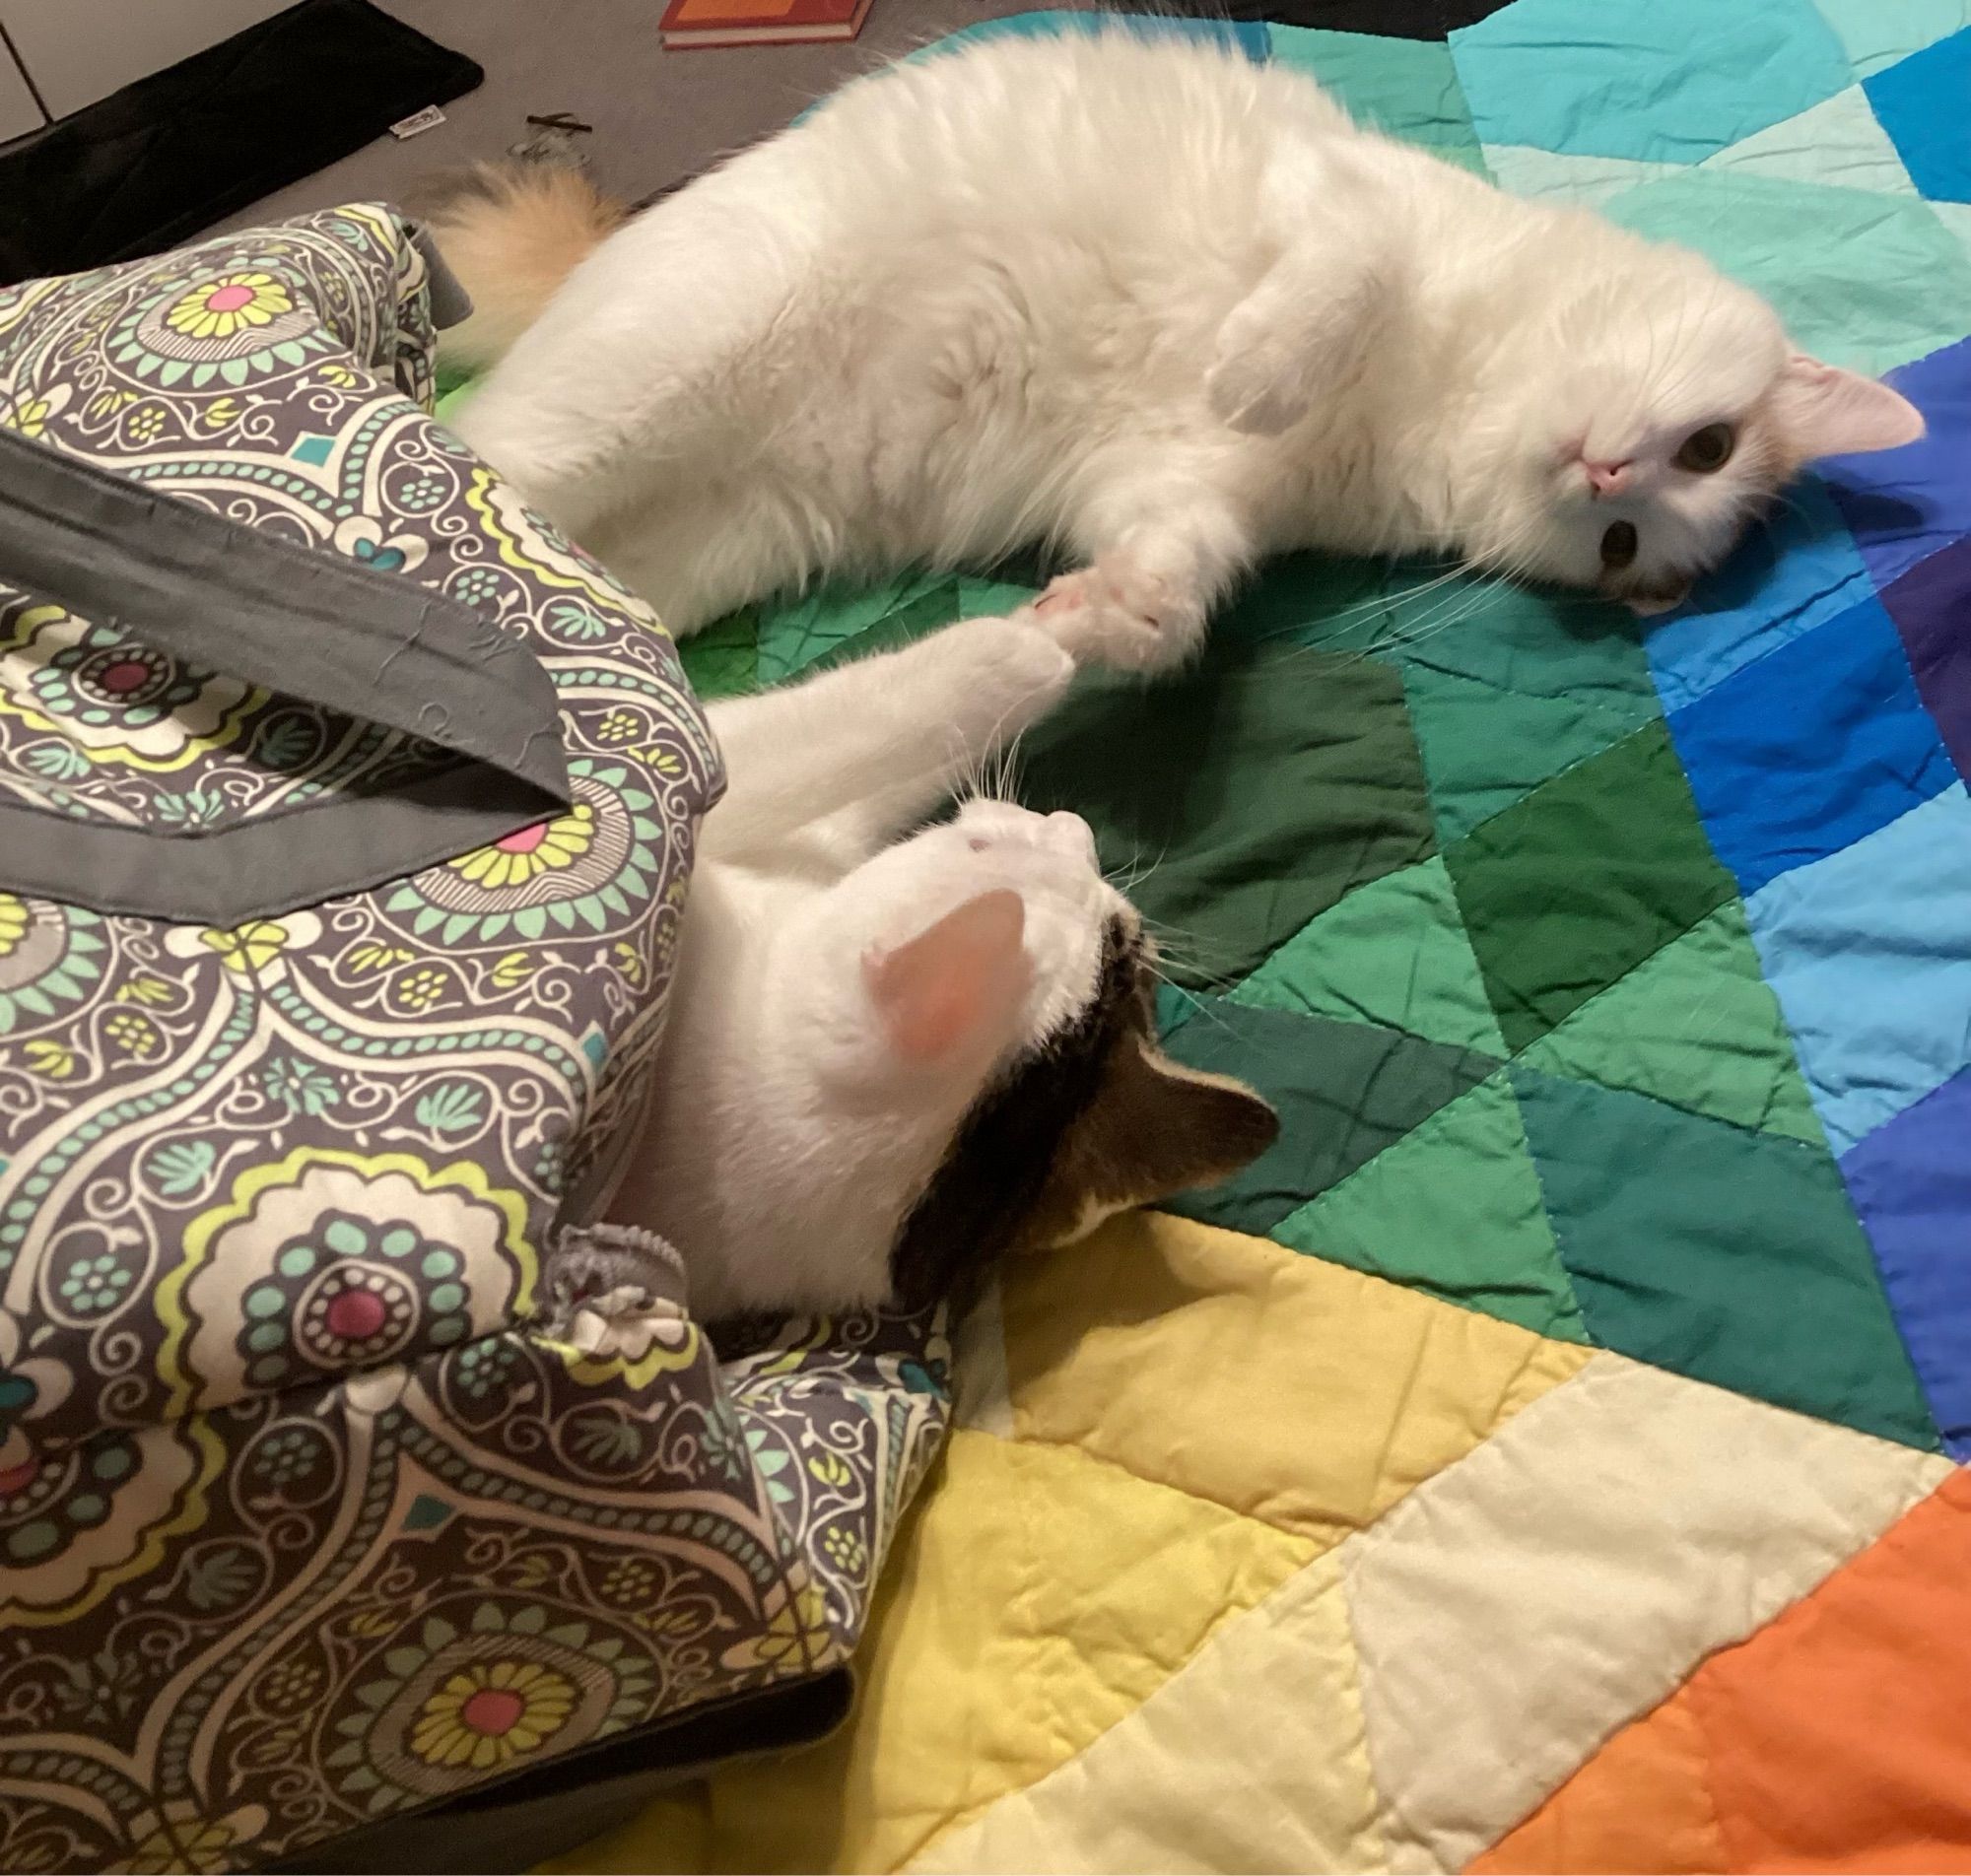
top-left (248, 1428), bottom-right (325, 1489)
top-left (545, 600), bottom-right (611, 642)
top-left (155, 790), bottom-right (227, 827)
top-left (147, 1139), bottom-right (218, 1198)
top-left (744, 1425), bottom-right (796, 1507)
top-left (697, 1406), bottom-right (746, 1481)
top-left (414, 1082), bottom-right (484, 1133)
top-left (57, 1252), bottom-right (133, 1315)
top-left (0, 898), bottom-right (105, 1037)
top-left (392, 469), bottom-right (448, 513)
top-left (569, 1412), bottom-right (645, 1468)
top-left (448, 564), bottom-right (507, 610)
top-left (182, 1542), bottom-right (263, 1612)
top-left (451, 1336), bottom-right (520, 1401)
top-left (262, 1055), bottom-right (340, 1117)
top-left (23, 742), bottom-right (91, 783)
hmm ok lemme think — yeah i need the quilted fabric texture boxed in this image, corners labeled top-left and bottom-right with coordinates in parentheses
top-left (0, 214), bottom-right (945, 1873)
top-left (558, 6), bottom-right (1971, 1870)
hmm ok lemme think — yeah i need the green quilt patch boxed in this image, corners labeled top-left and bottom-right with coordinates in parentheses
top-left (1227, 855), bottom-right (1505, 1056)
top-left (1375, 575), bottom-right (1664, 726)
top-left (1270, 27), bottom-right (1489, 173)
top-left (1604, 168), bottom-right (1971, 374)
top-left (1400, 658), bottom-right (1647, 845)
top-left (1276, 1068), bottom-right (1589, 1343)
top-left (1017, 634), bottom-right (1435, 991)
top-left (1518, 898), bottom-right (1826, 1145)
top-left (1513, 1065), bottom-right (1937, 1448)
top-left (1446, 720), bottom-right (1737, 1053)
top-left (1160, 997), bottom-right (1499, 1240)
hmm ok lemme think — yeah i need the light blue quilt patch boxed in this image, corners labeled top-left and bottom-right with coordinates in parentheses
top-left (1450, 0), bottom-right (1855, 164)
top-left (1746, 782), bottom-right (1971, 1156)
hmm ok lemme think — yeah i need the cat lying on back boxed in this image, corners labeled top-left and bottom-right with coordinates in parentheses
top-left (607, 603), bottom-right (1277, 1320)
top-left (429, 27), bottom-right (1923, 668)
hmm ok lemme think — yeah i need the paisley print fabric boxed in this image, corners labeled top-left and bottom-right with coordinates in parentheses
top-left (0, 210), bottom-right (948, 1872)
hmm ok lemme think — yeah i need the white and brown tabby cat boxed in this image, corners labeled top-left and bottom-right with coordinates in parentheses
top-left (608, 604), bottom-right (1276, 1319)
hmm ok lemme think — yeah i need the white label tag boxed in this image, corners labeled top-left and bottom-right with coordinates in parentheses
top-left (389, 105), bottom-right (447, 140)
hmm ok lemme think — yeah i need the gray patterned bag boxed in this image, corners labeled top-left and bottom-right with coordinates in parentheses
top-left (0, 208), bottom-right (945, 1872)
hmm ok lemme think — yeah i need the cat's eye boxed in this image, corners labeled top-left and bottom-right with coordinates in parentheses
top-left (1599, 521), bottom-right (1639, 570)
top-left (1675, 423), bottom-right (1735, 473)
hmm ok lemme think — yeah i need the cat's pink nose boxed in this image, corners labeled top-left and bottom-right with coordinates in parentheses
top-left (1585, 459), bottom-right (1632, 498)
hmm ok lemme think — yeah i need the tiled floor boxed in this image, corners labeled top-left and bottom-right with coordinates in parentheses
top-left (222, 0), bottom-right (1090, 231)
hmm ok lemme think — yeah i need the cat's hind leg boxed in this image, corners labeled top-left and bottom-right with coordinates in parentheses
top-left (449, 180), bottom-right (826, 550)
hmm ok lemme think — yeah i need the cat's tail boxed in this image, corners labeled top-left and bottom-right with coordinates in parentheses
top-left (415, 162), bottom-right (630, 372)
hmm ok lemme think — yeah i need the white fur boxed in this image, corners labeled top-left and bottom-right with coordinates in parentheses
top-left (449, 29), bottom-right (1923, 649)
top-left (607, 606), bottom-right (1131, 1319)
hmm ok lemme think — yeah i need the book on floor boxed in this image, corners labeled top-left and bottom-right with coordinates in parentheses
top-left (657, 0), bottom-right (872, 48)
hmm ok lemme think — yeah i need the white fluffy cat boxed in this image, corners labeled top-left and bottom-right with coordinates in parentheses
top-left (607, 605), bottom-right (1276, 1320)
top-left (432, 27), bottom-right (1923, 663)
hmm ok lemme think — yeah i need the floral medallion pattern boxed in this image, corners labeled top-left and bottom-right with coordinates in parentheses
top-left (0, 209), bottom-right (949, 1872)
top-left (1, 602), bottom-right (260, 774)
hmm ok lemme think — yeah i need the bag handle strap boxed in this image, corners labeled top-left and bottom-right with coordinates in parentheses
top-left (0, 425), bottom-right (570, 924)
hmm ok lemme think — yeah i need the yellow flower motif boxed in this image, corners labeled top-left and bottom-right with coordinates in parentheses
top-left (807, 1450), bottom-right (851, 1489)
top-left (0, 394), bottom-right (51, 437)
top-left (394, 965), bottom-right (451, 1012)
top-left (201, 919), bottom-right (290, 973)
top-left (103, 1009), bottom-right (163, 1059)
top-left (318, 363), bottom-right (360, 389)
top-left (595, 708), bottom-right (641, 745)
top-left (23, 1039), bottom-right (76, 1080)
top-left (346, 1607), bottom-right (397, 1640)
top-left (86, 388), bottom-right (137, 420)
top-left (510, 1552), bottom-right (555, 1590)
top-left (610, 940), bottom-right (645, 986)
top-left (114, 974), bottom-right (175, 1006)
top-left (127, 1801), bottom-right (264, 1875)
top-left (0, 893), bottom-right (28, 962)
top-left (347, 941), bottom-right (415, 975)
top-left (600, 1555), bottom-right (656, 1603)
top-left (719, 1580), bottom-right (833, 1674)
top-left (408, 1660), bottom-right (576, 1771)
top-left (123, 404), bottom-right (166, 444)
top-left (450, 803), bottom-right (594, 891)
top-left (201, 395), bottom-right (242, 430)
top-left (489, 950), bottom-right (535, 990)
top-left (163, 271), bottom-right (293, 342)
top-left (821, 1523), bottom-right (867, 1574)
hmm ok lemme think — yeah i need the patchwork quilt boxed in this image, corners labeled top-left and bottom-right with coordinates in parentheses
top-left (550, 2), bottom-right (1971, 1869)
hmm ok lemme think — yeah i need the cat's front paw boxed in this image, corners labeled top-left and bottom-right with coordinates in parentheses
top-left (971, 615), bottom-right (1077, 706)
top-left (1032, 559), bottom-right (1205, 674)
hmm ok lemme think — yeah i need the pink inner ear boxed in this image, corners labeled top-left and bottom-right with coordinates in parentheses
top-left (1779, 353), bottom-right (1926, 458)
top-left (863, 890), bottom-right (1030, 1065)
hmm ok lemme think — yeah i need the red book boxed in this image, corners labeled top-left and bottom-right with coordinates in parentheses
top-left (658, 0), bottom-right (873, 48)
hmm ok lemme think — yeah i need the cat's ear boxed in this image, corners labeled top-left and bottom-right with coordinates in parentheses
top-left (1023, 1038), bottom-right (1279, 1246)
top-left (863, 890), bottom-right (1031, 1066)
top-left (1774, 354), bottom-right (1925, 458)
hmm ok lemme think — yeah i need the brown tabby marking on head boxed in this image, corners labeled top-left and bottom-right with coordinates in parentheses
top-left (886, 918), bottom-right (1276, 1313)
